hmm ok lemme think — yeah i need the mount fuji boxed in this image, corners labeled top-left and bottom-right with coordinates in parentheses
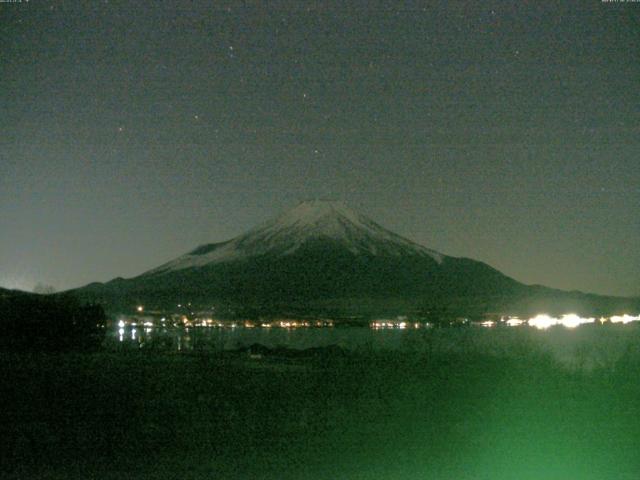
top-left (75, 201), bottom-right (637, 318)
top-left (146, 200), bottom-right (445, 274)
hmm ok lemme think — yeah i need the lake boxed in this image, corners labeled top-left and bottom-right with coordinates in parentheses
top-left (106, 322), bottom-right (640, 371)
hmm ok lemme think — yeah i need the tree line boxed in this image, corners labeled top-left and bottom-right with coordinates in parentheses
top-left (0, 291), bottom-right (106, 352)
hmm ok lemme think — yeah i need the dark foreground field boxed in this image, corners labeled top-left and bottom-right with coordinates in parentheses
top-left (2, 346), bottom-right (640, 480)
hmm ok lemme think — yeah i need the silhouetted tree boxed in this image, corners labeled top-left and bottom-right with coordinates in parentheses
top-left (0, 292), bottom-right (106, 352)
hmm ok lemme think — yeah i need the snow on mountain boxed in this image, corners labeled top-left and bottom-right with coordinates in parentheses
top-left (145, 200), bottom-right (443, 276)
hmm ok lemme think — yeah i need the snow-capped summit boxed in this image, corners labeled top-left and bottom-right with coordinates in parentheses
top-left (264, 200), bottom-right (362, 230)
top-left (145, 200), bottom-right (443, 275)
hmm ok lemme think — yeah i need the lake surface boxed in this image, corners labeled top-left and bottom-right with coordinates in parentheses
top-left (106, 322), bottom-right (640, 370)
top-left (109, 324), bottom-right (419, 352)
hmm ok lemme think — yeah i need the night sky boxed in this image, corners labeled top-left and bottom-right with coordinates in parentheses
top-left (1, 1), bottom-right (638, 297)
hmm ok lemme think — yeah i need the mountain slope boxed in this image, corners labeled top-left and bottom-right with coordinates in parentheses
top-left (144, 200), bottom-right (444, 276)
top-left (134, 200), bottom-right (521, 302)
top-left (74, 201), bottom-right (638, 317)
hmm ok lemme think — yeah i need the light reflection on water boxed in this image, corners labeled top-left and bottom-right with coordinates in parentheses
top-left (106, 322), bottom-right (640, 371)
top-left (108, 324), bottom-right (416, 352)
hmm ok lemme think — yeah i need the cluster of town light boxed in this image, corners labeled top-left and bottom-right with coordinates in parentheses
top-left (526, 314), bottom-right (593, 329)
top-left (120, 308), bottom-right (640, 332)
top-left (188, 319), bottom-right (334, 328)
top-left (610, 314), bottom-right (640, 324)
top-left (370, 320), bottom-right (423, 329)
top-left (117, 316), bottom-right (334, 330)
top-left (370, 314), bottom-right (640, 330)
top-left (483, 313), bottom-right (640, 330)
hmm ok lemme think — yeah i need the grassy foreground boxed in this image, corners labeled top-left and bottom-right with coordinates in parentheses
top-left (1, 346), bottom-right (639, 479)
